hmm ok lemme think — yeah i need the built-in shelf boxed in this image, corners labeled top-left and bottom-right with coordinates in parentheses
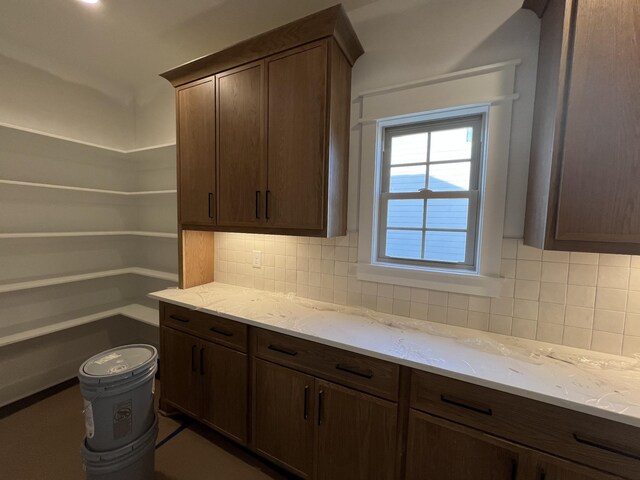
top-left (0, 231), bottom-right (178, 239)
top-left (0, 179), bottom-right (176, 196)
top-left (0, 299), bottom-right (159, 348)
top-left (0, 267), bottom-right (178, 294)
top-left (0, 121), bottom-right (176, 155)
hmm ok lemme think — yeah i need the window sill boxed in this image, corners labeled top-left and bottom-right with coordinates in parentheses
top-left (356, 262), bottom-right (503, 297)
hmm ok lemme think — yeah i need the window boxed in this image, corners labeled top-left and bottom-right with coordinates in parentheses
top-left (378, 115), bottom-right (484, 271)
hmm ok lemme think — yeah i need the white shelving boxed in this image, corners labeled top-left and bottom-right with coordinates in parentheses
top-left (0, 231), bottom-right (177, 239)
top-left (0, 299), bottom-right (159, 348)
top-left (0, 179), bottom-right (176, 196)
top-left (0, 268), bottom-right (178, 294)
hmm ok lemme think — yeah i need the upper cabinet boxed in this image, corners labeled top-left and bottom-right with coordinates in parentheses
top-left (523, 0), bottom-right (640, 253)
top-left (162, 5), bottom-right (363, 237)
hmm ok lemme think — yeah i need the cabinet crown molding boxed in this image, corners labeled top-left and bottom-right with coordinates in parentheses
top-left (160, 4), bottom-right (364, 87)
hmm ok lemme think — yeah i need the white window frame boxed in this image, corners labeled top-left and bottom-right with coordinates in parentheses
top-left (355, 61), bottom-right (520, 296)
top-left (378, 114), bottom-right (484, 270)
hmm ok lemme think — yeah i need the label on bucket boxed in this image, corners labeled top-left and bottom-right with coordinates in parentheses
top-left (94, 352), bottom-right (121, 365)
top-left (83, 399), bottom-right (95, 439)
top-left (113, 399), bottom-right (133, 440)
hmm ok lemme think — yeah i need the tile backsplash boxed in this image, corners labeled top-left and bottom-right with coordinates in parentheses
top-left (213, 232), bottom-right (640, 358)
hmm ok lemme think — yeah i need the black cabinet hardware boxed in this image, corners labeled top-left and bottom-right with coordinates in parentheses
top-left (440, 394), bottom-right (493, 416)
top-left (573, 433), bottom-right (640, 461)
top-left (209, 326), bottom-right (234, 337)
top-left (335, 364), bottom-right (374, 379)
top-left (169, 314), bottom-right (190, 323)
top-left (318, 390), bottom-right (324, 426)
top-left (208, 192), bottom-right (214, 219)
top-left (267, 344), bottom-right (297, 356)
top-left (303, 385), bottom-right (309, 420)
top-left (265, 190), bottom-right (271, 220)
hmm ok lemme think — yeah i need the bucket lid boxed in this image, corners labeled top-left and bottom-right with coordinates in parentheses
top-left (79, 344), bottom-right (157, 385)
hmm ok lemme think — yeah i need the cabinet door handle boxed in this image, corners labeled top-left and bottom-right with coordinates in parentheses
top-left (303, 385), bottom-right (310, 420)
top-left (510, 461), bottom-right (518, 480)
top-left (191, 345), bottom-right (197, 372)
top-left (538, 469), bottom-right (546, 480)
top-left (335, 363), bottom-right (374, 379)
top-left (209, 326), bottom-right (233, 337)
top-left (208, 192), bottom-right (214, 219)
top-left (318, 390), bottom-right (324, 426)
top-left (255, 191), bottom-right (260, 219)
top-left (573, 433), bottom-right (640, 461)
top-left (200, 347), bottom-right (205, 375)
top-left (440, 394), bottom-right (493, 416)
top-left (267, 344), bottom-right (297, 356)
top-left (169, 314), bottom-right (190, 323)
top-left (265, 190), bottom-right (271, 220)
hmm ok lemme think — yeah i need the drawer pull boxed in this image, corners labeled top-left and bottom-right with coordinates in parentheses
top-left (336, 364), bottom-right (374, 379)
top-left (440, 394), bottom-right (493, 416)
top-left (209, 326), bottom-right (233, 337)
top-left (303, 385), bottom-right (309, 420)
top-left (510, 461), bottom-right (518, 480)
top-left (267, 344), bottom-right (298, 356)
top-left (318, 390), bottom-right (324, 426)
top-left (538, 470), bottom-right (546, 480)
top-left (169, 314), bottom-right (190, 323)
top-left (573, 433), bottom-right (640, 461)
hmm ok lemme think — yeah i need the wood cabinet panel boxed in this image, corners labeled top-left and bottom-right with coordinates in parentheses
top-left (315, 380), bottom-right (397, 480)
top-left (201, 340), bottom-right (248, 444)
top-left (531, 452), bottom-right (622, 480)
top-left (266, 42), bottom-right (327, 231)
top-left (252, 327), bottom-right (400, 401)
top-left (160, 326), bottom-right (201, 417)
top-left (253, 359), bottom-right (316, 478)
top-left (177, 78), bottom-right (216, 225)
top-left (555, 0), bottom-right (640, 244)
top-left (405, 410), bottom-right (522, 480)
top-left (216, 62), bottom-right (265, 227)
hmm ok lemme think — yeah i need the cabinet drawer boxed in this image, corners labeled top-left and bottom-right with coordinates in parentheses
top-left (410, 370), bottom-right (640, 479)
top-left (162, 303), bottom-right (247, 352)
top-left (252, 328), bottom-right (399, 401)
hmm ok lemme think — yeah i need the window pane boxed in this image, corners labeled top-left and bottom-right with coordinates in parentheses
top-left (385, 230), bottom-right (422, 259)
top-left (387, 199), bottom-right (424, 228)
top-left (426, 198), bottom-right (469, 230)
top-left (424, 231), bottom-right (467, 263)
top-left (390, 132), bottom-right (428, 165)
top-left (389, 165), bottom-right (426, 192)
top-left (430, 127), bottom-right (473, 162)
top-left (428, 161), bottom-right (470, 191)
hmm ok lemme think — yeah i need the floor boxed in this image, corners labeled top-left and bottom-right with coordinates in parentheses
top-left (0, 381), bottom-right (295, 480)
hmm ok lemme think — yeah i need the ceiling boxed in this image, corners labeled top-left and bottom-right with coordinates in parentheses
top-left (0, 0), bottom-right (428, 104)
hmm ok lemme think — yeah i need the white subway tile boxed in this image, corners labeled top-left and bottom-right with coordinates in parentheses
top-left (542, 250), bottom-right (570, 263)
top-left (537, 323), bottom-right (564, 344)
top-left (593, 309), bottom-right (625, 334)
top-left (539, 282), bottom-right (567, 304)
top-left (514, 280), bottom-right (540, 300)
top-left (467, 312), bottom-right (490, 331)
top-left (599, 254), bottom-right (630, 267)
top-left (570, 252), bottom-right (599, 265)
top-left (500, 259), bottom-right (516, 279)
top-left (393, 285), bottom-right (411, 300)
top-left (501, 239), bottom-right (518, 259)
top-left (489, 315), bottom-right (512, 335)
top-left (563, 327), bottom-right (592, 349)
top-left (447, 308), bottom-right (468, 327)
top-left (490, 297), bottom-right (514, 316)
top-left (410, 302), bottom-right (427, 320)
top-left (568, 264), bottom-right (598, 286)
top-left (591, 331), bottom-right (623, 355)
top-left (595, 288), bottom-right (628, 311)
top-left (377, 296), bottom-right (393, 314)
top-left (468, 296), bottom-right (491, 313)
top-left (427, 305), bottom-right (447, 323)
top-left (516, 260), bottom-right (541, 281)
top-left (411, 288), bottom-right (429, 303)
top-left (564, 305), bottom-right (594, 329)
top-left (362, 294), bottom-right (377, 310)
top-left (448, 293), bottom-right (469, 310)
top-left (538, 302), bottom-right (565, 324)
top-left (625, 313), bottom-right (640, 336)
top-left (512, 318), bottom-right (537, 339)
top-left (566, 285), bottom-right (596, 308)
top-left (597, 266), bottom-right (630, 289)
top-left (428, 291), bottom-right (448, 306)
top-left (622, 335), bottom-right (640, 357)
top-left (541, 262), bottom-right (569, 284)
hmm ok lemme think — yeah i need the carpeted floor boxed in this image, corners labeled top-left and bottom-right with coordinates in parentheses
top-left (0, 381), bottom-right (294, 480)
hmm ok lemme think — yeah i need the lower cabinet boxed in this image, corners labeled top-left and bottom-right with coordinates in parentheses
top-left (160, 325), bottom-right (248, 444)
top-left (406, 410), bottom-right (523, 480)
top-left (531, 452), bottom-right (622, 480)
top-left (253, 359), bottom-right (398, 480)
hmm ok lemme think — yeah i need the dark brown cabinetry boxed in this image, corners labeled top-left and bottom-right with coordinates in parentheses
top-left (176, 78), bottom-right (216, 226)
top-left (406, 410), bottom-right (523, 480)
top-left (159, 304), bottom-right (248, 444)
top-left (523, 0), bottom-right (640, 253)
top-left (531, 452), bottom-right (622, 480)
top-left (162, 5), bottom-right (362, 239)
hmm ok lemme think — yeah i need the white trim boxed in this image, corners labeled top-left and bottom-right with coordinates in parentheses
top-left (357, 60), bottom-right (522, 99)
top-left (0, 179), bottom-right (176, 195)
top-left (0, 267), bottom-right (178, 294)
top-left (0, 231), bottom-right (177, 239)
top-left (0, 300), bottom-right (158, 348)
top-left (0, 121), bottom-right (176, 154)
top-left (357, 62), bottom-right (518, 296)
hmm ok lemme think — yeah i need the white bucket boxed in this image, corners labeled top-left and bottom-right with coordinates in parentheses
top-left (82, 415), bottom-right (158, 480)
top-left (79, 345), bottom-right (157, 451)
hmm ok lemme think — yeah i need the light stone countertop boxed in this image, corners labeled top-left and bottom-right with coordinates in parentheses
top-left (149, 282), bottom-right (640, 428)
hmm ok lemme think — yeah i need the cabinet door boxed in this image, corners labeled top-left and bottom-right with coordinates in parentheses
top-left (253, 359), bottom-right (315, 478)
top-left (406, 410), bottom-right (522, 480)
top-left (177, 78), bottom-right (216, 225)
top-left (555, 0), bottom-right (640, 244)
top-left (316, 380), bottom-right (397, 480)
top-left (532, 452), bottom-right (622, 480)
top-left (217, 62), bottom-right (265, 227)
top-left (200, 340), bottom-right (248, 444)
top-left (266, 41), bottom-right (327, 231)
top-left (160, 327), bottom-right (201, 417)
